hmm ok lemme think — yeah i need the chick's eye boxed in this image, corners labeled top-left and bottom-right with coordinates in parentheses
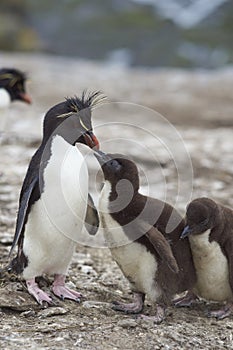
top-left (109, 160), bottom-right (121, 171)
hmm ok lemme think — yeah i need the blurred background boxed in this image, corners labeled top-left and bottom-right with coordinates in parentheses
top-left (0, 0), bottom-right (232, 68)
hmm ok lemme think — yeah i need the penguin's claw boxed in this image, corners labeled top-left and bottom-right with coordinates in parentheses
top-left (52, 286), bottom-right (82, 302)
top-left (26, 279), bottom-right (53, 305)
top-left (173, 290), bottom-right (198, 307)
top-left (207, 303), bottom-right (233, 320)
top-left (112, 301), bottom-right (142, 314)
top-left (137, 312), bottom-right (165, 324)
top-left (52, 274), bottom-right (82, 302)
top-left (137, 306), bottom-right (166, 324)
top-left (112, 293), bottom-right (144, 314)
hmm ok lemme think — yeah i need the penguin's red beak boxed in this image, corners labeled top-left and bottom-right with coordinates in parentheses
top-left (19, 92), bottom-right (32, 104)
top-left (83, 132), bottom-right (99, 150)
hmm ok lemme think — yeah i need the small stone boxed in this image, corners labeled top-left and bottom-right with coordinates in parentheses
top-left (54, 337), bottom-right (64, 341)
top-left (74, 338), bottom-right (83, 345)
top-left (38, 307), bottom-right (67, 318)
top-left (20, 310), bottom-right (36, 317)
top-left (118, 318), bottom-right (138, 328)
top-left (82, 300), bottom-right (111, 309)
top-left (0, 288), bottom-right (34, 311)
top-left (80, 265), bottom-right (96, 275)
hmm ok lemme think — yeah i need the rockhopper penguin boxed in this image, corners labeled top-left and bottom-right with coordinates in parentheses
top-left (0, 68), bottom-right (31, 108)
top-left (95, 151), bottom-right (196, 323)
top-left (8, 91), bottom-right (102, 304)
top-left (0, 68), bottom-right (31, 132)
top-left (180, 197), bottom-right (233, 319)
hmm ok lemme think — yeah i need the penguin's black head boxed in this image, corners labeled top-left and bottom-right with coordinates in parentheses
top-left (0, 68), bottom-right (31, 104)
top-left (42, 91), bottom-right (104, 148)
top-left (95, 151), bottom-right (140, 193)
top-left (181, 197), bottom-right (218, 239)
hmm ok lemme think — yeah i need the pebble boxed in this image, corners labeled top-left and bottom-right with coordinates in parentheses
top-left (79, 265), bottom-right (96, 275)
top-left (38, 307), bottom-right (68, 318)
top-left (0, 288), bottom-right (34, 311)
top-left (118, 319), bottom-right (138, 328)
top-left (82, 300), bottom-right (111, 309)
top-left (226, 325), bottom-right (233, 329)
top-left (20, 310), bottom-right (36, 317)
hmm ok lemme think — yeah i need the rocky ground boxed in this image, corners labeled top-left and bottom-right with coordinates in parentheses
top-left (0, 52), bottom-right (233, 349)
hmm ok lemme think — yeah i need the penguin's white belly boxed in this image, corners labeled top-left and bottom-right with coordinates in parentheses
top-left (0, 89), bottom-right (10, 130)
top-left (110, 241), bottom-right (161, 302)
top-left (190, 230), bottom-right (232, 301)
top-left (99, 181), bottom-right (161, 302)
top-left (0, 88), bottom-right (11, 109)
top-left (23, 136), bottom-right (88, 279)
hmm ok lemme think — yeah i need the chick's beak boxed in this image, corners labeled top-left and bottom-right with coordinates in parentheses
top-left (180, 225), bottom-right (192, 239)
top-left (83, 132), bottom-right (99, 150)
top-left (19, 92), bottom-right (32, 104)
top-left (94, 150), bottom-right (111, 165)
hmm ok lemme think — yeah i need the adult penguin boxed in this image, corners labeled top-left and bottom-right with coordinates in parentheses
top-left (0, 68), bottom-right (31, 108)
top-left (0, 68), bottom-right (31, 132)
top-left (8, 91), bottom-right (102, 305)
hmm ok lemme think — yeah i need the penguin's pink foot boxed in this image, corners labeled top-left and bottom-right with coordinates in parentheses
top-left (138, 304), bottom-right (166, 324)
top-left (112, 292), bottom-right (145, 314)
top-left (173, 290), bottom-right (198, 307)
top-left (208, 303), bottom-right (233, 320)
top-left (52, 274), bottom-right (82, 302)
top-left (26, 278), bottom-right (53, 305)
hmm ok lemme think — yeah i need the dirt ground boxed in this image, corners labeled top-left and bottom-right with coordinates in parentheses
top-left (0, 52), bottom-right (233, 349)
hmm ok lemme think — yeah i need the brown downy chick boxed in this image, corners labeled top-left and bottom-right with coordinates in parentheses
top-left (95, 151), bottom-right (196, 323)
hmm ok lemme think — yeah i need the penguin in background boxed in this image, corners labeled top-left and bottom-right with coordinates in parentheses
top-left (8, 91), bottom-right (101, 305)
top-left (0, 68), bottom-right (31, 132)
top-left (180, 197), bottom-right (233, 319)
top-left (94, 151), bottom-right (196, 323)
top-left (0, 68), bottom-right (31, 109)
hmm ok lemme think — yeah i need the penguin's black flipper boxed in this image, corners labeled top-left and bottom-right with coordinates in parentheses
top-left (145, 226), bottom-right (179, 274)
top-left (9, 175), bottom-right (39, 256)
top-left (84, 193), bottom-right (99, 235)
